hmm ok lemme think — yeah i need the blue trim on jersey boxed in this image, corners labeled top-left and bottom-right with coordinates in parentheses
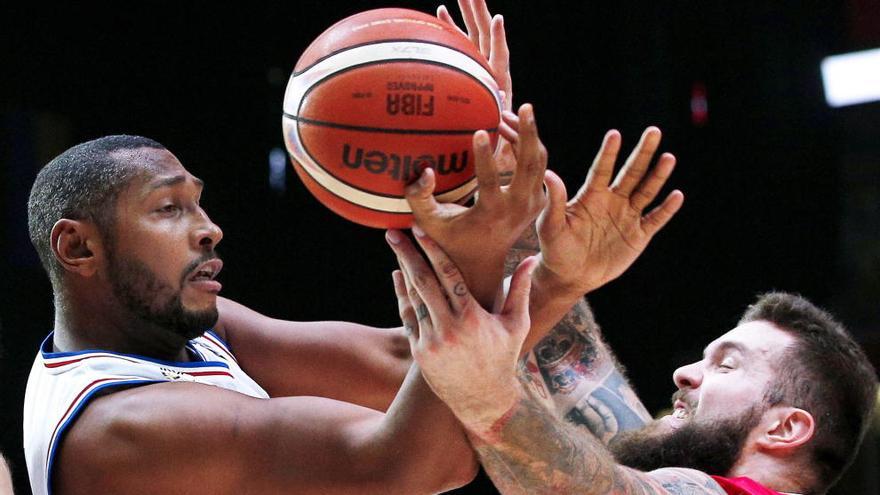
top-left (205, 330), bottom-right (233, 352)
top-left (39, 332), bottom-right (230, 370)
top-left (45, 379), bottom-right (162, 495)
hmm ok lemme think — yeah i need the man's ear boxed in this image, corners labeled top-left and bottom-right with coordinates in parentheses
top-left (50, 219), bottom-right (103, 277)
top-left (757, 407), bottom-right (815, 452)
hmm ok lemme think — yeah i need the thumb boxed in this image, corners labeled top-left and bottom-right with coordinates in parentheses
top-left (536, 169), bottom-right (567, 239)
top-left (405, 167), bottom-right (440, 219)
top-left (501, 256), bottom-right (537, 339)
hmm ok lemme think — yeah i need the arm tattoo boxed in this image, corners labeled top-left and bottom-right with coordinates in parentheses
top-left (474, 396), bottom-right (725, 495)
top-left (520, 298), bottom-right (651, 444)
top-left (505, 223), bottom-right (650, 444)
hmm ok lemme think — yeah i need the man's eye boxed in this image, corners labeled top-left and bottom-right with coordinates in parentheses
top-left (159, 204), bottom-right (180, 214)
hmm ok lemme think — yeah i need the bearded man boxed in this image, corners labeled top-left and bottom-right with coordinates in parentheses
top-left (391, 121), bottom-right (878, 494)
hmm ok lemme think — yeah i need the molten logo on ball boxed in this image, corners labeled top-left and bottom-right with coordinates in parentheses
top-left (342, 144), bottom-right (468, 183)
top-left (282, 8), bottom-right (501, 229)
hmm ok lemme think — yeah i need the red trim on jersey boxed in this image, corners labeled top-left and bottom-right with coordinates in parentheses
top-left (711, 476), bottom-right (786, 495)
top-left (44, 354), bottom-right (140, 368)
top-left (45, 377), bottom-right (122, 460)
top-left (202, 334), bottom-right (237, 363)
top-left (186, 370), bottom-right (233, 378)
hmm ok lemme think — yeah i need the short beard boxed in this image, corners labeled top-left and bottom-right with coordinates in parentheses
top-left (108, 249), bottom-right (218, 341)
top-left (609, 405), bottom-right (762, 475)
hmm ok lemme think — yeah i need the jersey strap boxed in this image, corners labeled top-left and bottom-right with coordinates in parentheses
top-left (710, 476), bottom-right (800, 495)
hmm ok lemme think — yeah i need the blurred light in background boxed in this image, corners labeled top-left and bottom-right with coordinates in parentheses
top-left (821, 47), bottom-right (880, 107)
top-left (268, 147), bottom-right (287, 193)
top-left (690, 81), bottom-right (709, 127)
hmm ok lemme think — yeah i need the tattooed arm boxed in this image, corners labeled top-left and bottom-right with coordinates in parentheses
top-left (394, 230), bottom-right (722, 495)
top-left (499, 124), bottom-right (684, 443)
top-left (507, 234), bottom-right (651, 444)
top-left (473, 393), bottom-right (728, 495)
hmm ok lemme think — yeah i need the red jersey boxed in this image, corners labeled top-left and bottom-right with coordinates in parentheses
top-left (710, 476), bottom-right (792, 495)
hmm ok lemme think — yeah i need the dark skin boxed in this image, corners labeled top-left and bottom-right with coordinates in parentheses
top-left (49, 148), bottom-right (476, 495)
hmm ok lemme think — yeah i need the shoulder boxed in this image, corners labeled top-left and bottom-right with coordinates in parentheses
top-left (54, 381), bottom-right (260, 494)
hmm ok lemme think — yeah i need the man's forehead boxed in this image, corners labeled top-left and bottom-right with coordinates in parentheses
top-left (703, 320), bottom-right (795, 359)
top-left (110, 146), bottom-right (184, 173)
top-left (110, 147), bottom-right (203, 190)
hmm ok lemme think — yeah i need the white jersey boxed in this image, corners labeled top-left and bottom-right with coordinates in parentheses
top-left (23, 331), bottom-right (269, 495)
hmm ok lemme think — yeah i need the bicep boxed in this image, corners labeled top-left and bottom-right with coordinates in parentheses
top-left (217, 297), bottom-right (411, 410)
top-left (56, 382), bottom-right (388, 495)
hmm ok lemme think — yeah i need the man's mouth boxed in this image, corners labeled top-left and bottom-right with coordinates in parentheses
top-left (187, 259), bottom-right (223, 293)
top-left (672, 400), bottom-right (690, 420)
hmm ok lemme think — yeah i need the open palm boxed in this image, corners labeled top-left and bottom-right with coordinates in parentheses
top-left (537, 127), bottom-right (684, 295)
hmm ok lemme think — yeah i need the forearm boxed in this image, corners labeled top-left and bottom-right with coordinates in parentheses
top-left (218, 297), bottom-right (411, 411)
top-left (505, 239), bottom-right (585, 354)
top-left (368, 364), bottom-right (478, 492)
top-left (468, 389), bottom-right (663, 495)
top-left (519, 298), bottom-right (651, 444)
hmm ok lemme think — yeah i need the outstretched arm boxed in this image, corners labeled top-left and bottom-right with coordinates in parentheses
top-left (516, 124), bottom-right (684, 353)
top-left (472, 389), bottom-right (727, 495)
top-left (498, 127), bottom-right (681, 442)
top-left (215, 297), bottom-right (411, 412)
top-left (57, 358), bottom-right (476, 495)
top-left (390, 231), bottom-right (722, 495)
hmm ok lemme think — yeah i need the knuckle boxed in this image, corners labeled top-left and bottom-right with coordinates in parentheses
top-left (411, 272), bottom-right (430, 290)
top-left (439, 260), bottom-right (460, 277)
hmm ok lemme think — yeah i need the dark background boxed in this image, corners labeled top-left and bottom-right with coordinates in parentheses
top-left (2, 1), bottom-right (878, 493)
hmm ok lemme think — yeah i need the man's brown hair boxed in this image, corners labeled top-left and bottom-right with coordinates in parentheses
top-left (740, 292), bottom-right (878, 493)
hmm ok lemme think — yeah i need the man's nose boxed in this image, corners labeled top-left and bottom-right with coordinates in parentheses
top-left (192, 209), bottom-right (223, 249)
top-left (673, 361), bottom-right (703, 390)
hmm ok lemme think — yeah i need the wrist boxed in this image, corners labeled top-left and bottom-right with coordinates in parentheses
top-left (532, 259), bottom-right (593, 302)
top-left (454, 380), bottom-right (523, 443)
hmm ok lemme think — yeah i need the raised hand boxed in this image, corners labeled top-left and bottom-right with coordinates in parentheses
top-left (531, 124), bottom-right (685, 297)
top-left (405, 103), bottom-right (547, 307)
top-left (386, 227), bottom-right (537, 434)
top-left (437, 0), bottom-right (516, 177)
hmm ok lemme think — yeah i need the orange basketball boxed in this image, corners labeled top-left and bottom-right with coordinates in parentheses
top-left (282, 8), bottom-right (502, 229)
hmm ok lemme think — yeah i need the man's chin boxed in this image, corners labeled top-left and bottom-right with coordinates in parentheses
top-left (610, 408), bottom-right (759, 475)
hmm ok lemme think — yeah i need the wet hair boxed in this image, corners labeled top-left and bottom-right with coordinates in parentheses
top-left (740, 292), bottom-right (878, 493)
top-left (27, 135), bottom-right (167, 286)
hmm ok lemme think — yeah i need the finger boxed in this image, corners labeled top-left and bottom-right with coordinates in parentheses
top-left (578, 130), bottom-right (621, 196)
top-left (536, 170), bottom-right (568, 239)
top-left (488, 14), bottom-right (512, 111)
top-left (501, 109), bottom-right (519, 130)
top-left (411, 225), bottom-right (474, 315)
top-left (501, 256), bottom-right (538, 341)
top-left (393, 269), bottom-right (419, 343)
top-left (386, 229), bottom-right (447, 339)
top-left (642, 190), bottom-right (684, 237)
top-left (509, 104), bottom-right (548, 198)
top-left (457, 0), bottom-right (480, 46)
top-left (631, 152), bottom-right (676, 211)
top-left (610, 126), bottom-right (661, 196)
top-left (473, 130), bottom-right (501, 204)
top-left (437, 4), bottom-right (468, 36)
top-left (405, 167), bottom-right (441, 221)
top-left (472, 0), bottom-right (493, 56)
top-left (399, 263), bottom-right (433, 345)
top-left (498, 121), bottom-right (519, 144)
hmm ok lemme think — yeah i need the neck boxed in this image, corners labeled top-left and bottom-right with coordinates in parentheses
top-left (53, 285), bottom-right (191, 362)
top-left (727, 450), bottom-right (810, 495)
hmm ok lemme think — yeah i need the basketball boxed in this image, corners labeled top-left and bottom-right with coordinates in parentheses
top-left (282, 8), bottom-right (502, 229)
